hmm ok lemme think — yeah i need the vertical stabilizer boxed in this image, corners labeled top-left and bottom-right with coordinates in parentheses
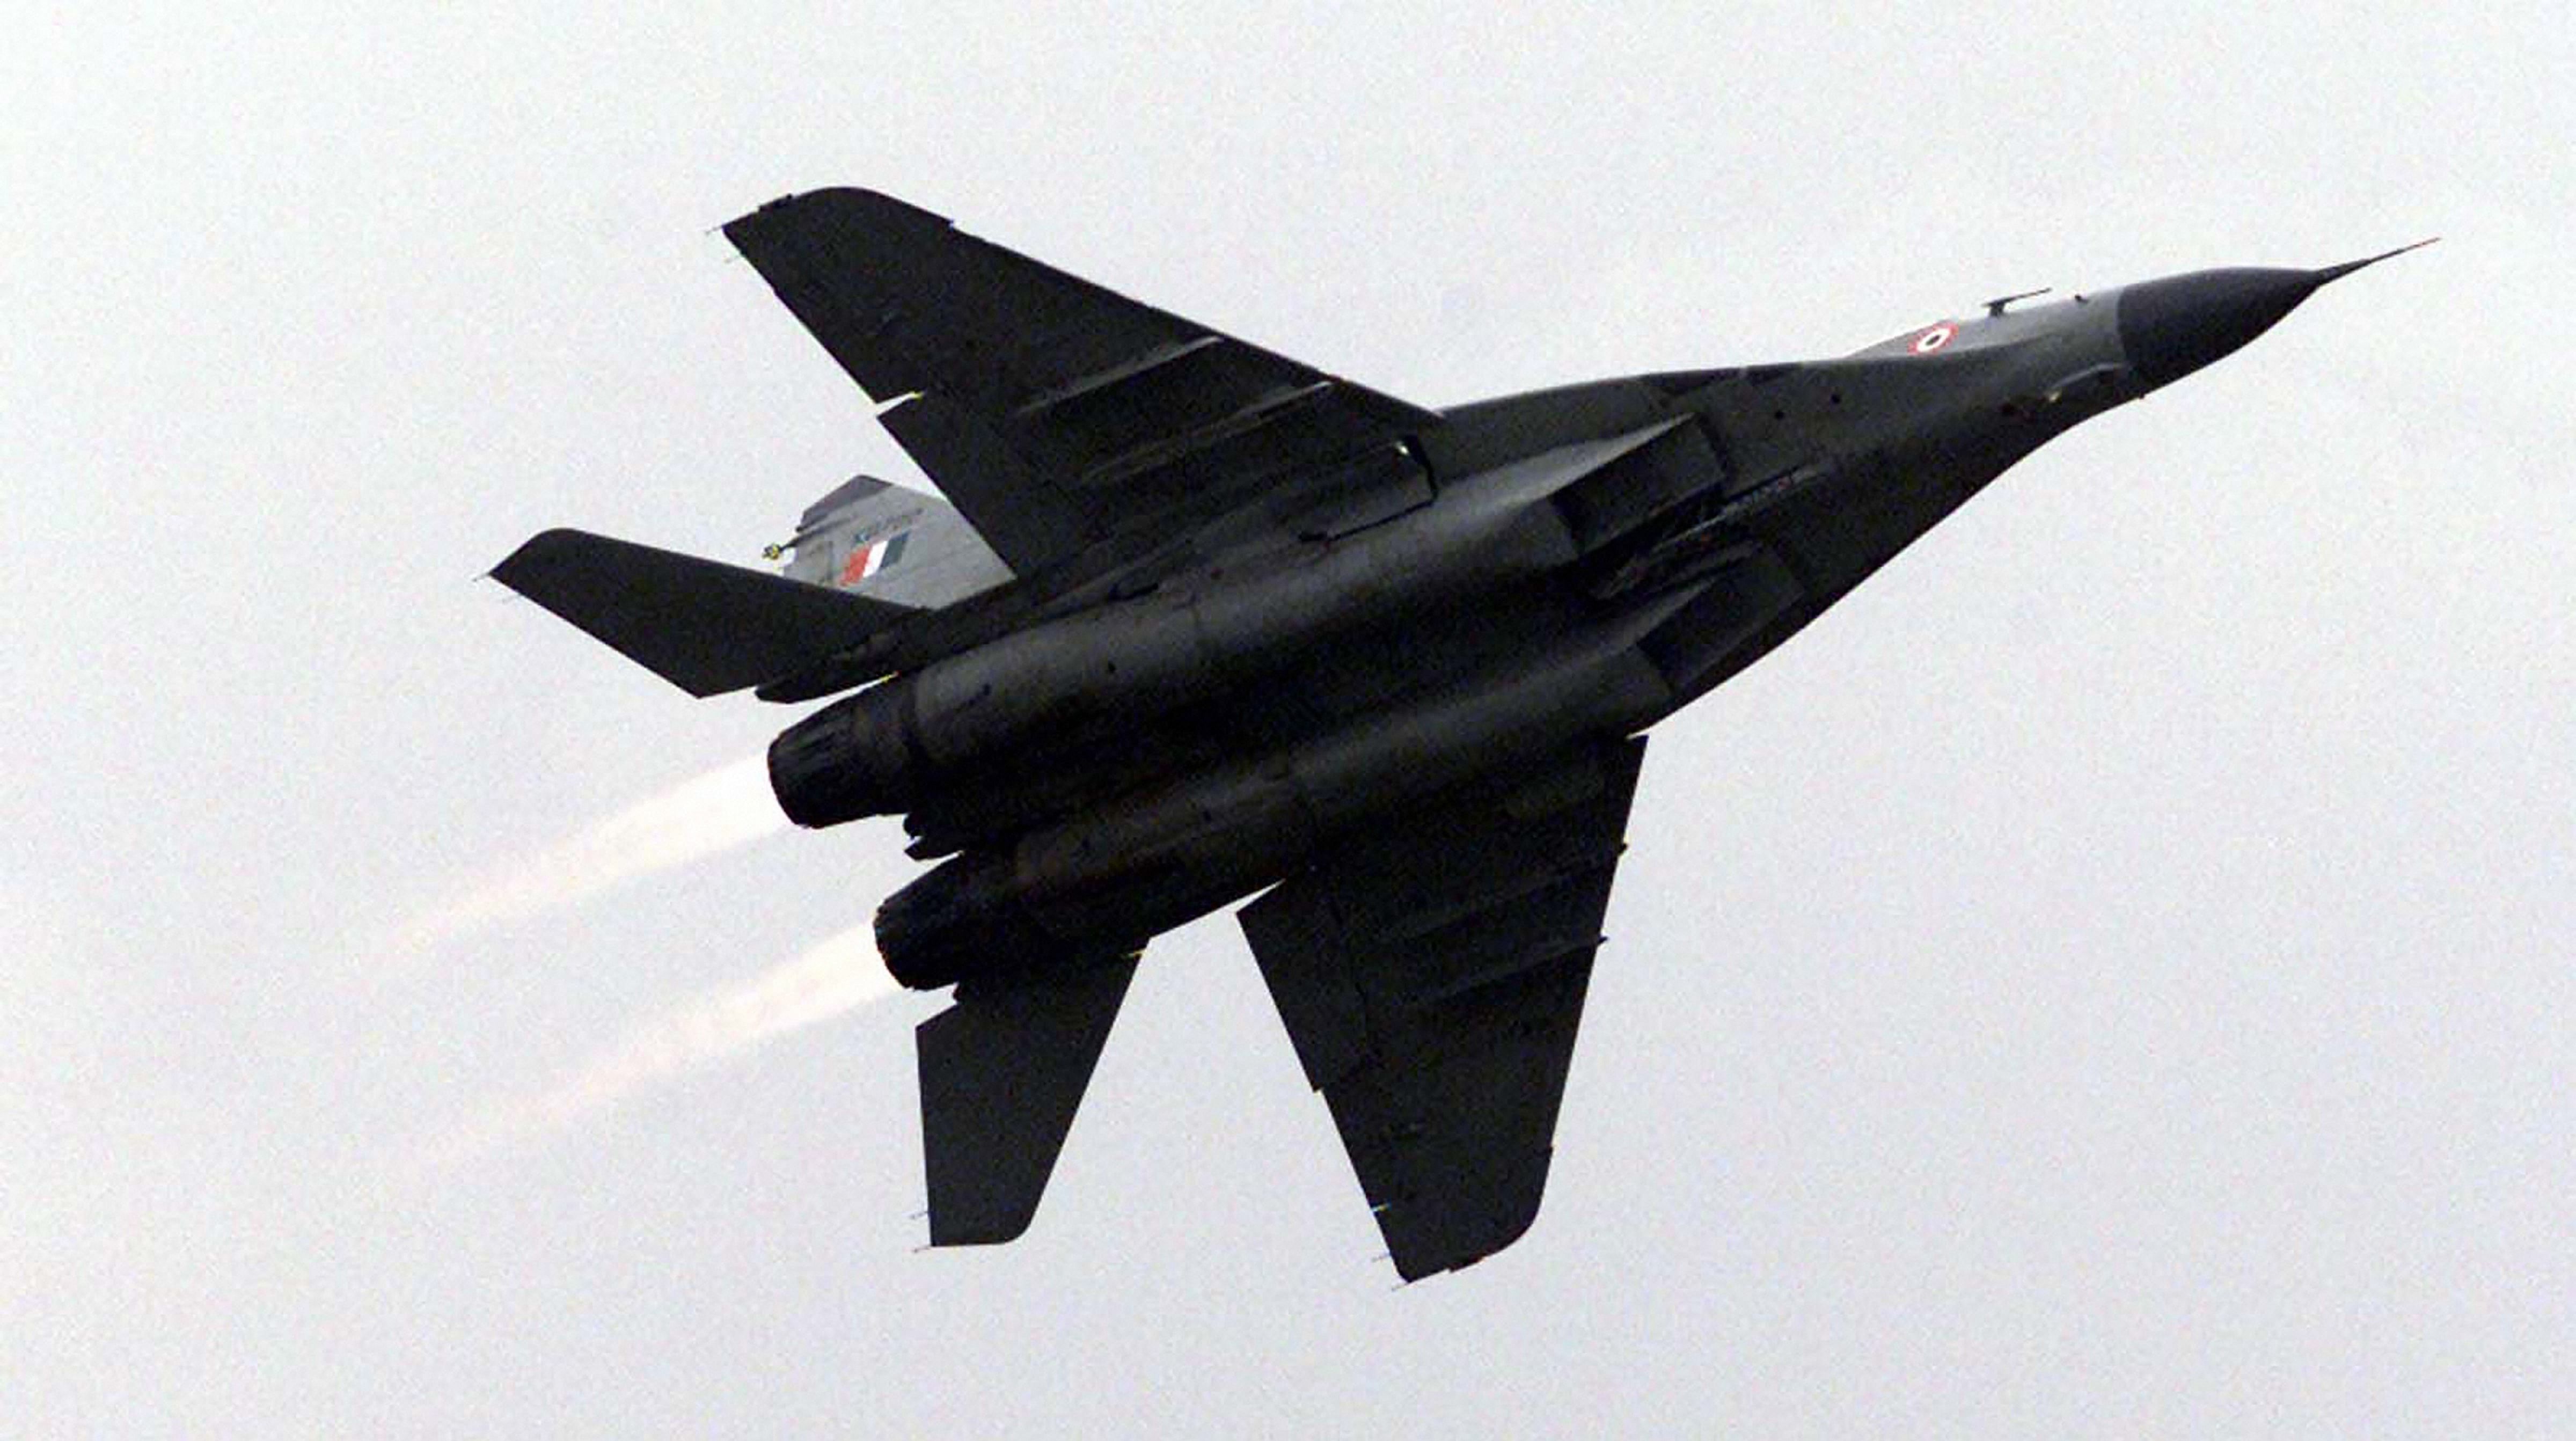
top-left (779, 474), bottom-right (1015, 610)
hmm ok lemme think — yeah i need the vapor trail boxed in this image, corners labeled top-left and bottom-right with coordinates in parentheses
top-left (412, 920), bottom-right (899, 1169)
top-left (384, 752), bottom-right (784, 965)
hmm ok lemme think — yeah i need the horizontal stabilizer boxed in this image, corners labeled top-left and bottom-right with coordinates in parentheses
top-left (919, 955), bottom-right (1139, 1246)
top-left (491, 528), bottom-right (914, 697)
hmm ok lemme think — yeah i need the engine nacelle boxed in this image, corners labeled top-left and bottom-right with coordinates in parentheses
top-left (769, 475), bottom-right (1587, 831)
top-left (875, 633), bottom-right (1682, 989)
top-left (767, 683), bottom-right (924, 829)
top-left (874, 854), bottom-right (1033, 989)
top-left (873, 852), bottom-right (1150, 990)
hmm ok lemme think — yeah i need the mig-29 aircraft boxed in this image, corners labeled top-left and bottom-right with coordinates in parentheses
top-left (494, 189), bottom-right (2426, 1279)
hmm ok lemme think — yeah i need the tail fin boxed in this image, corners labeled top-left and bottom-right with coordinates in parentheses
top-left (779, 474), bottom-right (1014, 611)
top-left (491, 529), bottom-right (916, 697)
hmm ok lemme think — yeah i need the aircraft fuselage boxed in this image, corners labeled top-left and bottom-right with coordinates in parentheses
top-left (856, 267), bottom-right (2333, 986)
top-left (495, 187), bottom-right (2425, 1273)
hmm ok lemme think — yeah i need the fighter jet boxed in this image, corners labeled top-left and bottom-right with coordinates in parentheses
top-left (493, 189), bottom-right (2426, 1280)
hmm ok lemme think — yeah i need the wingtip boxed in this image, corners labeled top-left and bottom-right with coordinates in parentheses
top-left (926, 1212), bottom-right (1038, 1248)
top-left (724, 186), bottom-right (954, 239)
top-left (487, 527), bottom-right (582, 590)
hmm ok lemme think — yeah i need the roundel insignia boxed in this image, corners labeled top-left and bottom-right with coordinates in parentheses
top-left (1910, 323), bottom-right (1957, 355)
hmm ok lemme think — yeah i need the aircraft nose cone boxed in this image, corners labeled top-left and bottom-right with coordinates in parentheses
top-left (2115, 267), bottom-right (2324, 388)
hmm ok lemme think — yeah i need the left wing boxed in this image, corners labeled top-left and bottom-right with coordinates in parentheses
top-left (724, 189), bottom-right (1440, 576)
top-left (1238, 738), bottom-right (1645, 1281)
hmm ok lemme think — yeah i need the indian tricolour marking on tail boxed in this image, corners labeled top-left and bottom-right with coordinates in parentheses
top-left (840, 530), bottom-right (909, 584)
top-left (376, 752), bottom-right (785, 969)
top-left (404, 920), bottom-right (899, 1171)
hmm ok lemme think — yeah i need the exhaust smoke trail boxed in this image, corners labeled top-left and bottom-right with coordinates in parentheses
top-left (411, 919), bottom-right (900, 1169)
top-left (383, 751), bottom-right (785, 965)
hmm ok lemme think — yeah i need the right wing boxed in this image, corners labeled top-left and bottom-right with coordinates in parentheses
top-left (1238, 738), bottom-right (1645, 1281)
top-left (723, 189), bottom-right (1440, 575)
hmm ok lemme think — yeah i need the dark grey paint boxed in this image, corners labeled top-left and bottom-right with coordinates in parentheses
top-left (493, 189), bottom-right (2425, 1278)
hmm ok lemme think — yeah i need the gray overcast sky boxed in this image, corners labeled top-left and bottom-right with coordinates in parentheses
top-left (8, 5), bottom-right (2571, 1436)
